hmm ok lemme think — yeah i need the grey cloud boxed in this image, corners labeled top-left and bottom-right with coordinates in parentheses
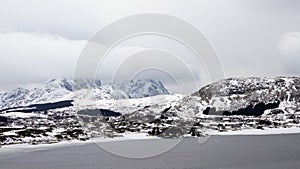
top-left (0, 0), bottom-right (300, 93)
top-left (278, 32), bottom-right (300, 57)
top-left (0, 32), bottom-right (86, 89)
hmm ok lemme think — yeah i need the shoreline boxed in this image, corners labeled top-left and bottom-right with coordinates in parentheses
top-left (211, 127), bottom-right (300, 135)
top-left (1, 127), bottom-right (300, 156)
top-left (0, 133), bottom-right (160, 157)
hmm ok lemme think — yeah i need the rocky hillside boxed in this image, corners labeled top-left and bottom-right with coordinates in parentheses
top-left (174, 77), bottom-right (299, 118)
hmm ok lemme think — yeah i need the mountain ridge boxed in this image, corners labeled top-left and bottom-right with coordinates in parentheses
top-left (0, 78), bottom-right (169, 109)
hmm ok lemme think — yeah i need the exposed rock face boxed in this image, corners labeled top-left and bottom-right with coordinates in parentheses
top-left (203, 101), bottom-right (281, 116)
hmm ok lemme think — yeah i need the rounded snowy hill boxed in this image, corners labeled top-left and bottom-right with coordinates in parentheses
top-left (174, 77), bottom-right (300, 118)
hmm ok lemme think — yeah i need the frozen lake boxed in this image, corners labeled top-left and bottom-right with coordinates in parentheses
top-left (1, 134), bottom-right (300, 169)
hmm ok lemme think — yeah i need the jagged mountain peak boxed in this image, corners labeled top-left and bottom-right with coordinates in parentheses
top-left (44, 78), bottom-right (102, 91)
top-left (113, 79), bottom-right (169, 98)
top-left (1, 87), bottom-right (29, 101)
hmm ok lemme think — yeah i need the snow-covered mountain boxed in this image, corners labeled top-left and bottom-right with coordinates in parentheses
top-left (87, 77), bottom-right (299, 121)
top-left (173, 77), bottom-right (300, 119)
top-left (0, 87), bottom-right (30, 108)
top-left (1, 76), bottom-right (299, 119)
top-left (0, 78), bottom-right (169, 109)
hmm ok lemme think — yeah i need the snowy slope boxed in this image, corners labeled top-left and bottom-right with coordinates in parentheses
top-left (73, 94), bottom-right (184, 115)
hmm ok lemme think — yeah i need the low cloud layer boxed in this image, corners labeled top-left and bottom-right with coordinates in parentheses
top-left (0, 32), bottom-right (86, 89)
top-left (278, 32), bottom-right (300, 74)
top-left (278, 32), bottom-right (300, 57)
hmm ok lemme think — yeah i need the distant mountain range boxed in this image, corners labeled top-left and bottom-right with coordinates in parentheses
top-left (0, 78), bottom-right (169, 109)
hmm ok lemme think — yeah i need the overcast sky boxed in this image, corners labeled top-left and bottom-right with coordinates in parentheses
top-left (0, 0), bottom-right (299, 94)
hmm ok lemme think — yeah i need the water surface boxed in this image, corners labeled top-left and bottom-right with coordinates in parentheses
top-left (1, 134), bottom-right (300, 169)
